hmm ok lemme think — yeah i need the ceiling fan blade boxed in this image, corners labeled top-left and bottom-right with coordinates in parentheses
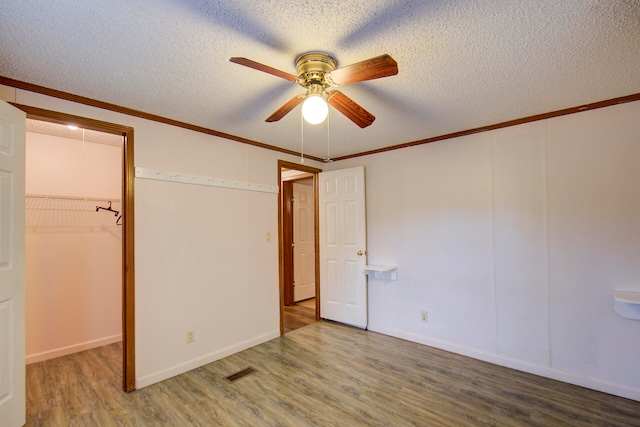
top-left (266, 94), bottom-right (306, 122)
top-left (327, 90), bottom-right (375, 128)
top-left (230, 57), bottom-right (299, 82)
top-left (326, 54), bottom-right (398, 86)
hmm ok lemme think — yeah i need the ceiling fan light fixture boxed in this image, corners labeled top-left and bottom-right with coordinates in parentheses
top-left (231, 52), bottom-right (397, 128)
top-left (301, 94), bottom-right (328, 124)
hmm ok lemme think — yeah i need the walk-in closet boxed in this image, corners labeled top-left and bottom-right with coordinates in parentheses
top-left (25, 120), bottom-right (123, 365)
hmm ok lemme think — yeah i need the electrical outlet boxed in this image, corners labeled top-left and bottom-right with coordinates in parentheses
top-left (421, 311), bottom-right (428, 322)
top-left (266, 232), bottom-right (271, 242)
top-left (186, 330), bottom-right (195, 343)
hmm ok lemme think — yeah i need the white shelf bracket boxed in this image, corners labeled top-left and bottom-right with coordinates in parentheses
top-left (612, 290), bottom-right (640, 320)
top-left (364, 265), bottom-right (397, 281)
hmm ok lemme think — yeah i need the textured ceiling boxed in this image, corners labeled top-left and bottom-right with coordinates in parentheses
top-left (2, 1), bottom-right (640, 159)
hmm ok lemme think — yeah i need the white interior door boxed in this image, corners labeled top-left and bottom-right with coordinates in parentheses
top-left (319, 166), bottom-right (367, 329)
top-left (0, 101), bottom-right (26, 427)
top-left (293, 178), bottom-right (315, 302)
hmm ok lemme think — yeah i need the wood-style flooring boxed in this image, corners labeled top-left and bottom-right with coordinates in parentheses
top-left (26, 321), bottom-right (640, 426)
top-left (282, 297), bottom-right (317, 333)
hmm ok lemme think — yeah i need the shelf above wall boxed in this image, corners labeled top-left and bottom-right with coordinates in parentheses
top-left (612, 290), bottom-right (640, 320)
top-left (612, 291), bottom-right (640, 304)
top-left (364, 265), bottom-right (397, 281)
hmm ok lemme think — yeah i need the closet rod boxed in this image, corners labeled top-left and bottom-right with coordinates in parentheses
top-left (26, 193), bottom-right (121, 202)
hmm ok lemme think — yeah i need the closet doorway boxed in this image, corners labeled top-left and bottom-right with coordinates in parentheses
top-left (16, 105), bottom-right (135, 391)
top-left (278, 160), bottom-right (321, 334)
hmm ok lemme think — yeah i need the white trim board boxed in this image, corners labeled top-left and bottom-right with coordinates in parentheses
top-left (135, 167), bottom-right (279, 194)
top-left (26, 334), bottom-right (122, 365)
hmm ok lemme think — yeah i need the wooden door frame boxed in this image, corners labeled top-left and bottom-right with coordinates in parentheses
top-left (14, 104), bottom-right (136, 392)
top-left (281, 180), bottom-right (294, 306)
top-left (278, 160), bottom-right (321, 334)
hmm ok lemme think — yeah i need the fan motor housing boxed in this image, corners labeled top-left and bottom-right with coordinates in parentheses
top-left (296, 52), bottom-right (337, 86)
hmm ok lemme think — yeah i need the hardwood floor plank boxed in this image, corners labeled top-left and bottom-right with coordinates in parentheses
top-left (28, 405), bottom-right (71, 427)
top-left (68, 408), bottom-right (124, 427)
top-left (26, 322), bottom-right (640, 426)
top-left (283, 298), bottom-right (317, 333)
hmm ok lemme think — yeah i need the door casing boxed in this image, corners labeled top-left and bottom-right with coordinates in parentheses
top-left (282, 180), bottom-right (294, 305)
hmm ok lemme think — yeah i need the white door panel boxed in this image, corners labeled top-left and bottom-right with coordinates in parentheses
top-left (319, 166), bottom-right (367, 329)
top-left (293, 179), bottom-right (315, 302)
top-left (0, 100), bottom-right (26, 427)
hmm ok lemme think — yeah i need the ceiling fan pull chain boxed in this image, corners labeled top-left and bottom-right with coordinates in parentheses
top-left (326, 110), bottom-right (331, 162)
top-left (300, 112), bottom-right (305, 164)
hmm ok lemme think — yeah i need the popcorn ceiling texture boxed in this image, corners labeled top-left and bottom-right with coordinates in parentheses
top-left (1, 0), bottom-right (639, 158)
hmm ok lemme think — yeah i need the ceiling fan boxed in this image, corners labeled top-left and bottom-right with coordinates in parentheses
top-left (230, 52), bottom-right (398, 128)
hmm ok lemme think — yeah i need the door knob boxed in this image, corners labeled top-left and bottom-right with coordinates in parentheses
top-left (357, 250), bottom-right (364, 256)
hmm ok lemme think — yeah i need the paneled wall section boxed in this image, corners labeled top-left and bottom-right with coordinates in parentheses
top-left (327, 101), bottom-right (640, 401)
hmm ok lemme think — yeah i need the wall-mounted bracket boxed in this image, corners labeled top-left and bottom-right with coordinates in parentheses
top-left (364, 265), bottom-right (397, 281)
top-left (612, 290), bottom-right (640, 320)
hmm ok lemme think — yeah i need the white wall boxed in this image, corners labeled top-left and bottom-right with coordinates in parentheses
top-left (25, 132), bottom-right (123, 363)
top-left (132, 119), bottom-right (283, 385)
top-left (1, 85), bottom-right (323, 388)
top-left (326, 100), bottom-right (640, 401)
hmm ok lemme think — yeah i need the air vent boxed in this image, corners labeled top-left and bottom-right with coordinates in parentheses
top-left (225, 367), bottom-right (256, 382)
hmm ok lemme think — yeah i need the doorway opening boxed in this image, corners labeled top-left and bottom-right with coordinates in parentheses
top-left (16, 104), bottom-right (135, 391)
top-left (278, 160), bottom-right (321, 334)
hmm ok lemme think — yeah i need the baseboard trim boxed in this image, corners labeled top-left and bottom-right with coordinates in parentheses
top-left (26, 334), bottom-right (122, 364)
top-left (374, 327), bottom-right (640, 403)
top-left (135, 330), bottom-right (280, 389)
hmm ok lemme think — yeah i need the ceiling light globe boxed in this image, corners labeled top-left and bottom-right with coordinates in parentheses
top-left (301, 95), bottom-right (328, 124)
